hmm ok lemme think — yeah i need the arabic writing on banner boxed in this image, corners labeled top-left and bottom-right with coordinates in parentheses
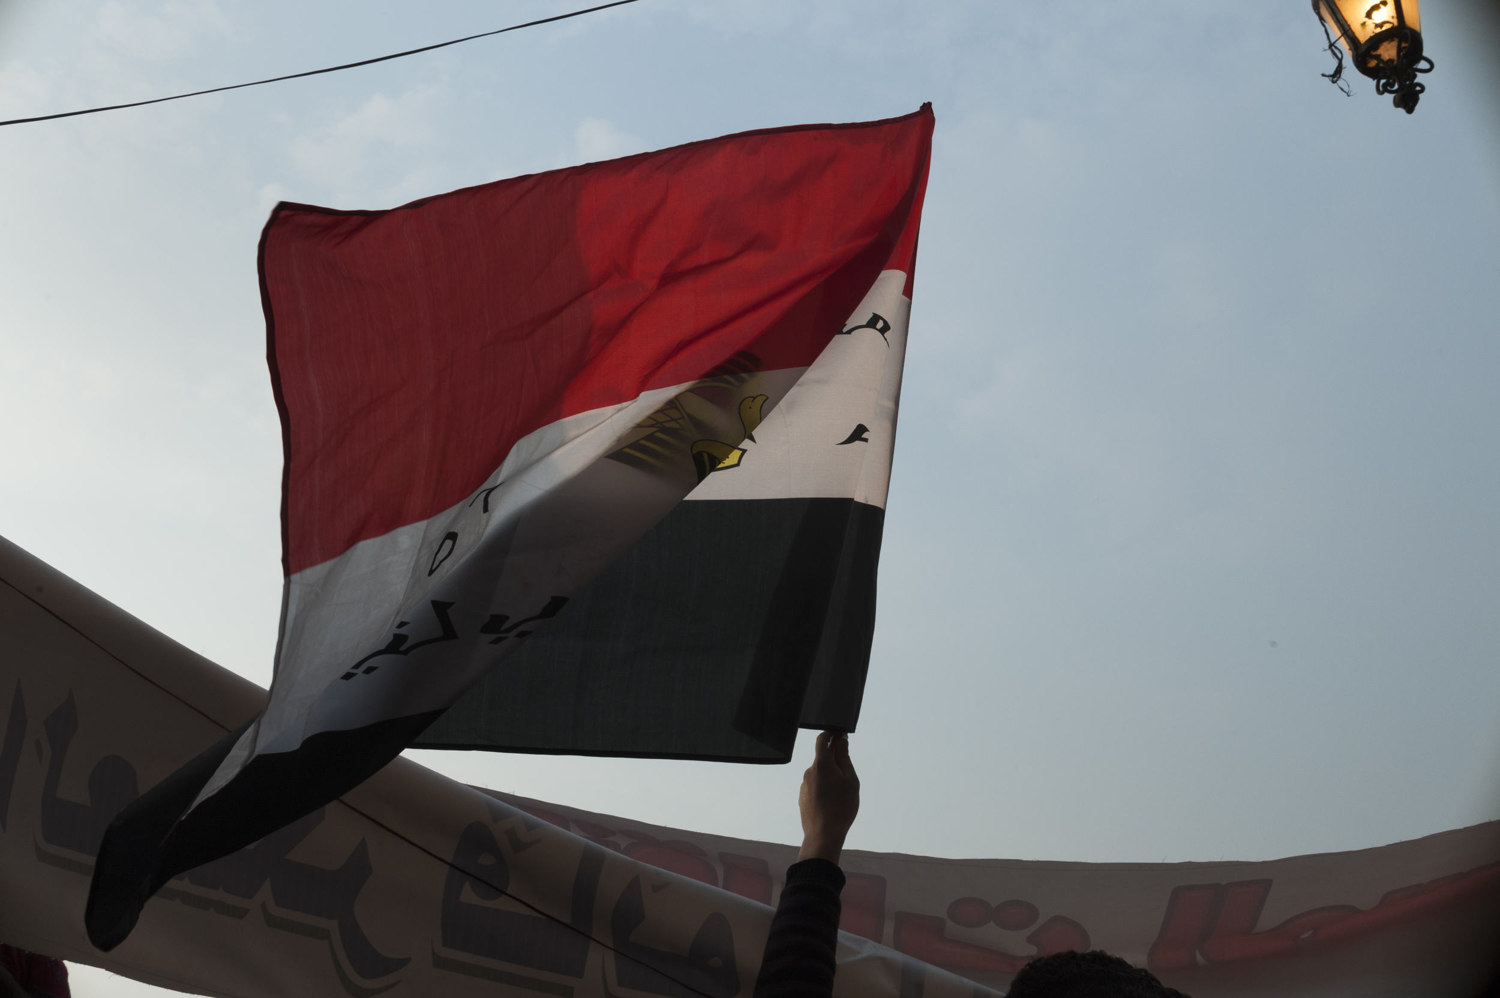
top-left (5, 675), bottom-right (1500, 998)
top-left (3, 535), bottom-right (1499, 998)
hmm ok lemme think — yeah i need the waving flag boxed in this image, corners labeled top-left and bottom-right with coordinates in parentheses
top-left (87, 105), bottom-right (932, 950)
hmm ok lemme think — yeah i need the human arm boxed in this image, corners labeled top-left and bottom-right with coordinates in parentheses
top-left (751, 732), bottom-right (860, 998)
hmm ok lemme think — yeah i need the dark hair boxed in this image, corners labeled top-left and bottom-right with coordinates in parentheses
top-left (1005, 950), bottom-right (1187, 998)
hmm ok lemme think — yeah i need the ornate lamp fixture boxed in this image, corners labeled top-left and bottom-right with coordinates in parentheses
top-left (1313, 0), bottom-right (1434, 113)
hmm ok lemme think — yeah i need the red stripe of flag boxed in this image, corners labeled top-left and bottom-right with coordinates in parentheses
top-left (262, 106), bottom-right (932, 575)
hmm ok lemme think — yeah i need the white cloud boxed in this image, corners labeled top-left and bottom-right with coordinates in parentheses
top-left (0, 338), bottom-right (126, 483)
top-left (518, 116), bottom-right (648, 176)
top-left (0, 61), bottom-right (49, 118)
top-left (255, 180), bottom-right (288, 216)
top-left (572, 115), bottom-right (645, 163)
top-left (652, 0), bottom-right (861, 40)
top-left (288, 86), bottom-right (440, 197)
top-left (94, 0), bottom-right (232, 62)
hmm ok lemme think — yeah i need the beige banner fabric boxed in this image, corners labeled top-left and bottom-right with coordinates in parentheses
top-left (1, 533), bottom-right (1497, 998)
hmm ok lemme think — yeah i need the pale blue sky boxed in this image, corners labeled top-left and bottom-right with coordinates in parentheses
top-left (2, 3), bottom-right (1498, 994)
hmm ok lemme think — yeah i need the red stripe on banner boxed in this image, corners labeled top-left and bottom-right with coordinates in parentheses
top-left (263, 106), bottom-right (931, 575)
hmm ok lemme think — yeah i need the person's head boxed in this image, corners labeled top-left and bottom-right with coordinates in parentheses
top-left (1005, 950), bottom-right (1186, 998)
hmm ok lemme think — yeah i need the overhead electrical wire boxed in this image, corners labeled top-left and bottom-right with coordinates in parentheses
top-left (0, 0), bottom-right (642, 128)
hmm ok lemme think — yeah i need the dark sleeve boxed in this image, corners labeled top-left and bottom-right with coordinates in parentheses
top-left (0, 948), bottom-right (68, 998)
top-left (752, 858), bottom-right (846, 998)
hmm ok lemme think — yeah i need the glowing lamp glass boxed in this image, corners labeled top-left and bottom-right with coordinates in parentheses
top-left (1312, 0), bottom-right (1431, 112)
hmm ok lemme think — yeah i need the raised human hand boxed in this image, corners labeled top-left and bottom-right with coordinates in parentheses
top-left (797, 730), bottom-right (860, 864)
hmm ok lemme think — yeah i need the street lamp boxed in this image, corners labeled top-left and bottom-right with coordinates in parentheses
top-left (1312, 0), bottom-right (1434, 113)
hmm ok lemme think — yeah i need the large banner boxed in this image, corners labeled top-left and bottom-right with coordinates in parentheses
top-left (2, 534), bottom-right (1498, 997)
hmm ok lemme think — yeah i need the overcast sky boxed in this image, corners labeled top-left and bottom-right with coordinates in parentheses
top-left (3, 2), bottom-right (1498, 994)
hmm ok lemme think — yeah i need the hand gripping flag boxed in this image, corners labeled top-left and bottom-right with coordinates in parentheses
top-left (86, 105), bottom-right (933, 950)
